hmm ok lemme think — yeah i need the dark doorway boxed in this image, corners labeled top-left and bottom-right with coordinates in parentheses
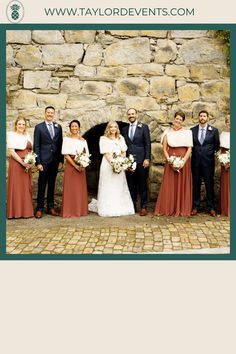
top-left (83, 121), bottom-right (128, 197)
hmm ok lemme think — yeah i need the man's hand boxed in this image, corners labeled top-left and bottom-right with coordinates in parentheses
top-left (37, 164), bottom-right (44, 172)
top-left (143, 159), bottom-right (150, 168)
top-left (58, 162), bottom-right (63, 171)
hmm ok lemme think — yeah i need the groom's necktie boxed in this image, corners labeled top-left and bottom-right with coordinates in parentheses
top-left (199, 128), bottom-right (205, 145)
top-left (129, 125), bottom-right (135, 141)
top-left (48, 123), bottom-right (54, 139)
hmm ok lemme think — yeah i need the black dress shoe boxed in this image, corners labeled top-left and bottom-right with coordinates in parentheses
top-left (191, 209), bottom-right (198, 216)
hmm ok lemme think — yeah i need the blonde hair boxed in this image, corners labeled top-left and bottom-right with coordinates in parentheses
top-left (14, 117), bottom-right (27, 134)
top-left (104, 121), bottom-right (120, 139)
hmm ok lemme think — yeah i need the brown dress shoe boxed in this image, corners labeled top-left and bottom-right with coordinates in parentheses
top-left (139, 208), bottom-right (147, 216)
top-left (47, 208), bottom-right (59, 216)
top-left (191, 209), bottom-right (198, 216)
top-left (35, 210), bottom-right (43, 218)
top-left (210, 209), bottom-right (216, 217)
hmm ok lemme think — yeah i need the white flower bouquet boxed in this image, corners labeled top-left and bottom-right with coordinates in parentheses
top-left (110, 153), bottom-right (136, 174)
top-left (217, 150), bottom-right (230, 168)
top-left (24, 151), bottom-right (37, 172)
top-left (74, 150), bottom-right (91, 168)
top-left (168, 155), bottom-right (185, 172)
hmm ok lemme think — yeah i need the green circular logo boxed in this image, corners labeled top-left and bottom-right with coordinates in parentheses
top-left (6, 1), bottom-right (24, 23)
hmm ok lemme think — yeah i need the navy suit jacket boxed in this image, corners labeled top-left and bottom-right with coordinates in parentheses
top-left (191, 124), bottom-right (220, 168)
top-left (33, 121), bottom-right (63, 166)
top-left (122, 122), bottom-right (151, 164)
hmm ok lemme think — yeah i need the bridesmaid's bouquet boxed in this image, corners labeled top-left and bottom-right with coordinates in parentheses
top-left (74, 149), bottom-right (91, 168)
top-left (24, 151), bottom-right (37, 172)
top-left (216, 150), bottom-right (230, 168)
top-left (168, 155), bottom-right (185, 173)
top-left (110, 153), bottom-right (136, 174)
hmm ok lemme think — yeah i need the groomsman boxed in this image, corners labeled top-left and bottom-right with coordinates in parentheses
top-left (122, 108), bottom-right (151, 216)
top-left (191, 110), bottom-right (220, 217)
top-left (34, 106), bottom-right (63, 218)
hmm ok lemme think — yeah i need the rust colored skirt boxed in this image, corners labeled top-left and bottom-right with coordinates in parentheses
top-left (153, 146), bottom-right (192, 217)
top-left (61, 161), bottom-right (88, 218)
top-left (7, 145), bottom-right (34, 219)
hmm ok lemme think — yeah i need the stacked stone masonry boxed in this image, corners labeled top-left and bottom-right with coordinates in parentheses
top-left (6, 30), bottom-right (230, 200)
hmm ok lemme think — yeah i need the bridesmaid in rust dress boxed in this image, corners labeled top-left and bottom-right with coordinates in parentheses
top-left (7, 118), bottom-right (34, 219)
top-left (61, 120), bottom-right (89, 218)
top-left (153, 111), bottom-right (193, 216)
top-left (220, 114), bottom-right (230, 216)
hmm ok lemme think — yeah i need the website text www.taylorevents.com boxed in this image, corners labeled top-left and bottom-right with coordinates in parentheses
top-left (44, 7), bottom-right (195, 17)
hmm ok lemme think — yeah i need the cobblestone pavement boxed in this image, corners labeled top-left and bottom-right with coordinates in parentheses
top-left (6, 210), bottom-right (230, 255)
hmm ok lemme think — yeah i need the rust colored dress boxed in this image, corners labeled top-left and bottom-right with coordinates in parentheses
top-left (220, 148), bottom-right (230, 216)
top-left (153, 146), bottom-right (192, 216)
top-left (61, 158), bottom-right (88, 218)
top-left (7, 142), bottom-right (34, 219)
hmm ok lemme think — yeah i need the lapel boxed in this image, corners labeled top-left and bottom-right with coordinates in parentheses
top-left (132, 121), bottom-right (141, 141)
top-left (204, 125), bottom-right (211, 143)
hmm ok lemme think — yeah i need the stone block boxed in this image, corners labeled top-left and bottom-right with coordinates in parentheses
top-left (9, 90), bottom-right (37, 109)
top-left (6, 67), bottom-right (21, 85)
top-left (165, 65), bottom-right (190, 77)
top-left (178, 84), bottom-right (200, 102)
top-left (192, 102), bottom-right (218, 120)
top-left (116, 78), bottom-right (149, 96)
top-left (81, 81), bottom-right (112, 96)
top-left (190, 65), bottom-right (220, 80)
top-left (6, 45), bottom-right (14, 67)
top-left (83, 44), bottom-right (103, 66)
top-left (61, 77), bottom-right (81, 93)
top-left (7, 30), bottom-right (31, 44)
top-left (201, 81), bottom-right (230, 101)
top-left (74, 64), bottom-right (96, 77)
top-left (104, 38), bottom-right (151, 66)
top-left (64, 30), bottom-right (96, 44)
top-left (139, 30), bottom-right (167, 38)
top-left (125, 97), bottom-right (159, 111)
top-left (18, 108), bottom-right (45, 124)
top-left (23, 71), bottom-right (51, 89)
top-left (32, 30), bottom-right (64, 44)
top-left (42, 44), bottom-right (84, 65)
top-left (154, 39), bottom-right (177, 63)
top-left (170, 30), bottom-right (208, 39)
top-left (127, 63), bottom-right (164, 76)
top-left (37, 93), bottom-right (68, 109)
top-left (66, 98), bottom-right (106, 110)
top-left (15, 45), bottom-right (42, 69)
top-left (151, 143), bottom-right (166, 164)
top-left (150, 77), bottom-right (175, 100)
top-left (179, 38), bottom-right (227, 64)
top-left (97, 66), bottom-right (127, 78)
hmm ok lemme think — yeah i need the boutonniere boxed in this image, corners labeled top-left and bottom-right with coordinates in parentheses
top-left (137, 123), bottom-right (143, 128)
top-left (208, 126), bottom-right (212, 131)
top-left (54, 123), bottom-right (58, 128)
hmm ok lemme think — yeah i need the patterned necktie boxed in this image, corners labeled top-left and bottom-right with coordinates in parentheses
top-left (129, 125), bottom-right (134, 141)
top-left (48, 123), bottom-right (54, 139)
top-left (199, 128), bottom-right (205, 145)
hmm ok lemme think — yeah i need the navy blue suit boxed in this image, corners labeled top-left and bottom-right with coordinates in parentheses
top-left (122, 122), bottom-right (151, 209)
top-left (191, 124), bottom-right (220, 211)
top-left (34, 121), bottom-right (63, 211)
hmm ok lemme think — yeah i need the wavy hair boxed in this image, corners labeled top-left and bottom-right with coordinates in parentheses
top-left (104, 121), bottom-right (120, 139)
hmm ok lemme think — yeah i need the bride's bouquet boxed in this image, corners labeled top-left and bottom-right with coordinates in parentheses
top-left (110, 153), bottom-right (136, 173)
top-left (24, 151), bottom-right (37, 172)
top-left (216, 150), bottom-right (230, 168)
top-left (168, 155), bottom-right (185, 173)
top-left (74, 149), bottom-right (91, 168)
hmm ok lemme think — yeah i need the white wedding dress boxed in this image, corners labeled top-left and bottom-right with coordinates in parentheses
top-left (97, 136), bottom-right (135, 217)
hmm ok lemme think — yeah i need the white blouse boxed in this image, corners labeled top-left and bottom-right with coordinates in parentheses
top-left (220, 131), bottom-right (230, 149)
top-left (161, 128), bottom-right (193, 147)
top-left (7, 131), bottom-right (32, 150)
top-left (61, 137), bottom-right (89, 155)
top-left (99, 136), bottom-right (127, 155)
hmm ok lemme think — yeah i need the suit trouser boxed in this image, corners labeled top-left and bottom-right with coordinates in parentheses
top-left (36, 160), bottom-right (59, 211)
top-left (126, 163), bottom-right (148, 209)
top-left (192, 163), bottom-right (215, 210)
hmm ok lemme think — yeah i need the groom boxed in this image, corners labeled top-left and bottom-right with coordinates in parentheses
top-left (34, 106), bottom-right (63, 218)
top-left (122, 108), bottom-right (151, 216)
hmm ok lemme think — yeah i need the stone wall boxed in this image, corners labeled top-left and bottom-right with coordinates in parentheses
top-left (6, 30), bottom-right (230, 201)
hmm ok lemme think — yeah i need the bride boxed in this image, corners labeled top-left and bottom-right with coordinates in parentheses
top-left (97, 121), bottom-right (135, 217)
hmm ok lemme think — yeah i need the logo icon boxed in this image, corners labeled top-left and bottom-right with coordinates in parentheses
top-left (6, 1), bottom-right (24, 23)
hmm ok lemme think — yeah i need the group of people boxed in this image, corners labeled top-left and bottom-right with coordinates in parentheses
top-left (6, 106), bottom-right (230, 220)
